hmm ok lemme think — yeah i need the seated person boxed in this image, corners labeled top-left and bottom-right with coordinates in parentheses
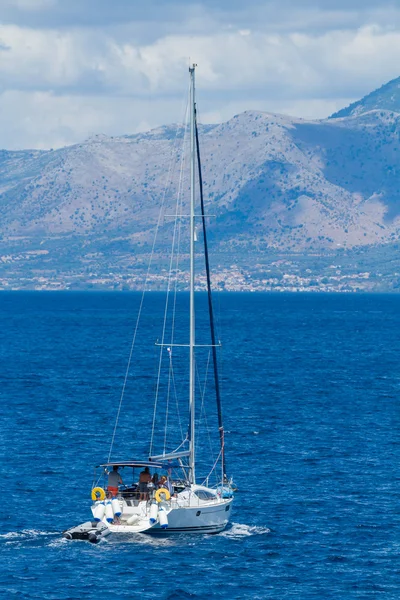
top-left (138, 466), bottom-right (152, 501)
top-left (108, 466), bottom-right (123, 497)
top-left (158, 475), bottom-right (173, 494)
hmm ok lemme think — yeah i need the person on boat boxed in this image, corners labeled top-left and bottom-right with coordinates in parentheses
top-left (108, 466), bottom-right (123, 497)
top-left (158, 475), bottom-right (173, 494)
top-left (138, 466), bottom-right (152, 501)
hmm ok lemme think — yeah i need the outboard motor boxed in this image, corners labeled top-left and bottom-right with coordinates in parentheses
top-left (88, 531), bottom-right (100, 544)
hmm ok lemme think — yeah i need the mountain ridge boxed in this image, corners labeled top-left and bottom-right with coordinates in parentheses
top-left (2, 82), bottom-right (400, 291)
top-left (330, 76), bottom-right (400, 119)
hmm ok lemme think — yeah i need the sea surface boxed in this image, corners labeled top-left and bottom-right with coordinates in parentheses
top-left (1, 292), bottom-right (399, 599)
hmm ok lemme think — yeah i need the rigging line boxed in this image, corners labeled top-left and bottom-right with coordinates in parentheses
top-left (158, 105), bottom-right (188, 454)
top-left (163, 348), bottom-right (173, 454)
top-left (108, 97), bottom-right (188, 463)
top-left (162, 207), bottom-right (183, 456)
top-left (202, 355), bottom-right (216, 472)
top-left (165, 118), bottom-right (187, 450)
top-left (170, 343), bottom-right (185, 442)
top-left (107, 197), bottom-right (167, 462)
top-left (107, 212), bottom-right (162, 461)
top-left (170, 122), bottom-right (185, 349)
top-left (201, 353), bottom-right (216, 470)
top-left (169, 154), bottom-right (186, 443)
top-left (216, 287), bottom-right (222, 349)
top-left (195, 352), bottom-right (215, 468)
top-left (93, 472), bottom-right (103, 490)
top-left (201, 445), bottom-right (223, 487)
top-left (194, 106), bottom-right (226, 478)
top-left (171, 436), bottom-right (189, 453)
top-left (150, 190), bottom-right (181, 457)
top-left (163, 149), bottom-right (187, 451)
top-left (150, 95), bottom-right (190, 458)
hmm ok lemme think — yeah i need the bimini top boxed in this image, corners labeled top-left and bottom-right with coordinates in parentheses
top-left (98, 461), bottom-right (164, 469)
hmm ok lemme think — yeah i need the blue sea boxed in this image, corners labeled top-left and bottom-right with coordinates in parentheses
top-left (1, 292), bottom-right (399, 599)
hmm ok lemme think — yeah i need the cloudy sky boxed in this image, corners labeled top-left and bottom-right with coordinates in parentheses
top-left (1, 0), bottom-right (400, 149)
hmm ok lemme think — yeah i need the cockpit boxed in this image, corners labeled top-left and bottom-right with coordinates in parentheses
top-left (92, 460), bottom-right (189, 505)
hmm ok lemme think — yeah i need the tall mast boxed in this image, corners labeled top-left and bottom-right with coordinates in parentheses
top-left (189, 64), bottom-right (196, 484)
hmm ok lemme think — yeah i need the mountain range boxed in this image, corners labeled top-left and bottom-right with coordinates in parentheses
top-left (2, 77), bottom-right (400, 291)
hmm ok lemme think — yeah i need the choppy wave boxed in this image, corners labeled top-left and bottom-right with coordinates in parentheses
top-left (0, 529), bottom-right (59, 542)
top-left (221, 523), bottom-right (271, 538)
top-left (2, 292), bottom-right (400, 599)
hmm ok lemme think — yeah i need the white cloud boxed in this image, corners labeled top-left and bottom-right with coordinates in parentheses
top-left (1, 13), bottom-right (400, 148)
top-left (2, 22), bottom-right (399, 97)
top-left (0, 25), bottom-right (109, 90)
top-left (0, 90), bottom-right (183, 150)
top-left (102, 25), bottom-right (400, 100)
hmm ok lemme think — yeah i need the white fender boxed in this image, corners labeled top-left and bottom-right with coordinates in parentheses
top-left (127, 514), bottom-right (140, 525)
top-left (111, 498), bottom-right (122, 517)
top-left (93, 501), bottom-right (106, 522)
top-left (105, 500), bottom-right (114, 523)
top-left (149, 501), bottom-right (158, 524)
top-left (158, 505), bottom-right (168, 529)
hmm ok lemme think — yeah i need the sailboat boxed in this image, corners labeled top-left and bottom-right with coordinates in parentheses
top-left (63, 65), bottom-right (234, 541)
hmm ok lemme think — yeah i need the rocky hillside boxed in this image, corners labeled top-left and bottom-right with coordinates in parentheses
top-left (2, 94), bottom-right (400, 290)
top-left (330, 76), bottom-right (400, 118)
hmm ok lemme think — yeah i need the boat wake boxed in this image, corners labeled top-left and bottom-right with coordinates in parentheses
top-left (221, 523), bottom-right (270, 538)
top-left (106, 534), bottom-right (177, 548)
top-left (0, 529), bottom-right (59, 545)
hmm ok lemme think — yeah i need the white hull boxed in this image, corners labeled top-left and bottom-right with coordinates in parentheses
top-left (145, 499), bottom-right (232, 534)
top-left (93, 492), bottom-right (233, 536)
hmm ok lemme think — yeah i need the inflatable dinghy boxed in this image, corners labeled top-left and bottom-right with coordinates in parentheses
top-left (62, 521), bottom-right (110, 544)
